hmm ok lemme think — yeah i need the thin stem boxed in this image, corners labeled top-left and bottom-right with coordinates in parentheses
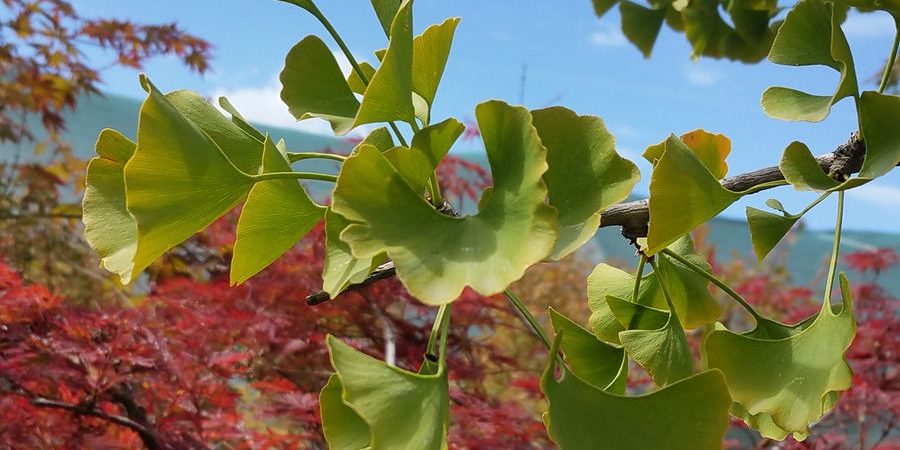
top-left (504, 289), bottom-right (552, 349)
top-left (287, 152), bottom-right (346, 163)
top-left (426, 304), bottom-right (450, 357)
top-left (660, 248), bottom-right (762, 320)
top-left (823, 191), bottom-right (845, 304)
top-left (647, 257), bottom-right (676, 311)
top-left (799, 191), bottom-right (832, 216)
top-left (437, 305), bottom-right (451, 368)
top-left (252, 172), bottom-right (337, 183)
top-left (308, 5), bottom-right (410, 147)
top-left (632, 255), bottom-right (646, 303)
top-left (878, 24), bottom-right (900, 94)
top-left (428, 173), bottom-right (444, 205)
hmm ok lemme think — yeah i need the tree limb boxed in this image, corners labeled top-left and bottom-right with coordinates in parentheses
top-left (29, 396), bottom-right (161, 450)
top-left (307, 133), bottom-right (871, 305)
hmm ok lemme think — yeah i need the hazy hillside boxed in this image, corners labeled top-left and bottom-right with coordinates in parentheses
top-left (3, 92), bottom-right (897, 294)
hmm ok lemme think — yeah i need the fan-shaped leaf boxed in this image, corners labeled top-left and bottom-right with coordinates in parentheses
top-left (231, 136), bottom-right (324, 285)
top-left (331, 101), bottom-right (557, 304)
top-left (83, 129), bottom-right (137, 284)
top-left (532, 107), bottom-right (640, 260)
top-left (549, 308), bottom-right (627, 394)
top-left (859, 91), bottom-right (900, 179)
top-left (646, 135), bottom-right (742, 254)
top-left (319, 375), bottom-right (370, 450)
top-left (218, 96), bottom-right (266, 143)
top-left (761, 0), bottom-right (857, 122)
top-left (704, 274), bottom-right (857, 440)
top-left (542, 333), bottom-right (732, 450)
top-left (411, 18), bottom-right (460, 121)
top-left (619, 1), bottom-right (667, 57)
top-left (619, 302), bottom-right (694, 386)
top-left (370, 0), bottom-right (403, 36)
top-left (746, 204), bottom-right (800, 261)
top-left (325, 335), bottom-right (449, 450)
top-left (122, 76), bottom-right (256, 281)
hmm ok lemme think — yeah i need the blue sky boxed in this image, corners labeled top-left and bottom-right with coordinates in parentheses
top-left (77, 0), bottom-right (899, 233)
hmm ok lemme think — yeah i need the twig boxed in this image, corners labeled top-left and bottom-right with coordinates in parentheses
top-left (29, 396), bottom-right (161, 450)
top-left (306, 133), bottom-right (870, 304)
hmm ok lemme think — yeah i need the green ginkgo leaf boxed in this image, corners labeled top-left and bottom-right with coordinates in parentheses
top-left (326, 335), bottom-right (449, 450)
top-left (82, 129), bottom-right (138, 284)
top-left (647, 135), bottom-right (743, 254)
top-left (606, 295), bottom-right (670, 332)
top-left (746, 204), bottom-right (800, 261)
top-left (858, 91), bottom-right (900, 179)
top-left (619, 301), bottom-right (694, 387)
top-left (322, 208), bottom-right (388, 297)
top-left (532, 107), bottom-right (640, 260)
top-left (411, 17), bottom-right (460, 121)
top-left (549, 308), bottom-right (628, 394)
top-left (278, 0), bottom-right (318, 14)
top-left (587, 236), bottom-right (720, 336)
top-left (231, 136), bottom-right (325, 285)
top-left (218, 96), bottom-right (266, 142)
top-left (761, 0), bottom-right (857, 122)
top-left (331, 101), bottom-right (557, 305)
top-left (123, 75), bottom-right (256, 281)
top-left (704, 273), bottom-right (857, 440)
top-left (542, 333), bottom-right (732, 450)
top-left (676, 129), bottom-right (730, 179)
top-left (370, 0), bottom-right (403, 36)
top-left (619, 1), bottom-right (667, 57)
top-left (780, 141), bottom-right (842, 191)
top-left (319, 375), bottom-right (371, 450)
top-left (347, 61), bottom-right (377, 95)
top-left (280, 35), bottom-right (362, 135)
top-left (383, 118), bottom-right (464, 194)
top-left (355, 0), bottom-right (416, 127)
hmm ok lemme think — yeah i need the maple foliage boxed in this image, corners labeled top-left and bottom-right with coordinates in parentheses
top-left (0, 0), bottom-right (212, 145)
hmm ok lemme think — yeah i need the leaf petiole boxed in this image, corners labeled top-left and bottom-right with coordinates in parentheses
top-left (251, 171), bottom-right (337, 183)
top-left (632, 255), bottom-right (646, 303)
top-left (822, 191), bottom-right (845, 304)
top-left (287, 152), bottom-right (346, 163)
top-left (504, 289), bottom-right (552, 349)
top-left (660, 248), bottom-right (763, 321)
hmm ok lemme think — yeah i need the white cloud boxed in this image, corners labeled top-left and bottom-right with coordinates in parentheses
top-left (682, 63), bottom-right (723, 87)
top-left (847, 184), bottom-right (900, 208)
top-left (842, 13), bottom-right (896, 38)
top-left (590, 25), bottom-right (627, 47)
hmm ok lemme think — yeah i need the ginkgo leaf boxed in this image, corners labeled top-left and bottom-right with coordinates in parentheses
top-left (780, 141), bottom-right (842, 191)
top-left (319, 375), bottom-right (371, 450)
top-left (607, 295), bottom-right (670, 332)
top-left (383, 119), bottom-right (464, 194)
top-left (587, 236), bottom-right (720, 337)
top-left (761, 0), bottom-right (857, 122)
top-left (277, 0), bottom-right (318, 14)
top-left (411, 17), bottom-right (460, 120)
top-left (354, 0), bottom-right (416, 127)
top-left (231, 136), bottom-right (325, 285)
top-left (858, 91), bottom-right (900, 179)
top-left (122, 75), bottom-right (257, 282)
top-left (619, 1), bottom-right (667, 58)
top-left (370, 0), bottom-right (403, 36)
top-left (82, 129), bottom-right (138, 284)
top-left (677, 129), bottom-right (730, 179)
top-left (619, 301), bottom-right (694, 387)
top-left (347, 61), bottom-right (377, 95)
top-left (704, 273), bottom-right (857, 440)
top-left (542, 333), bottom-right (732, 450)
top-left (746, 204), bottom-right (800, 261)
top-left (549, 308), bottom-right (628, 394)
top-left (326, 335), bottom-right (449, 450)
top-left (280, 35), bottom-right (362, 135)
top-left (647, 135), bottom-right (742, 254)
top-left (218, 96), bottom-right (266, 143)
top-left (532, 107), bottom-right (640, 260)
top-left (322, 208), bottom-right (388, 297)
top-left (331, 101), bottom-right (557, 305)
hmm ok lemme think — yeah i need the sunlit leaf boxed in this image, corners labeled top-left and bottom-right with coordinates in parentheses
top-left (354, 0), bottom-right (416, 127)
top-left (780, 141), bottom-right (841, 191)
top-left (646, 135), bottom-right (742, 254)
top-left (331, 101), bottom-right (557, 305)
top-left (218, 96), bottom-right (266, 142)
top-left (677, 129), bottom-right (730, 178)
top-left (746, 204), bottom-right (799, 261)
top-left (280, 35), bottom-right (361, 135)
top-left (411, 17), bottom-right (460, 122)
top-left (326, 335), bottom-right (449, 450)
top-left (347, 61), bottom-right (377, 95)
top-left (532, 107), bottom-right (640, 260)
top-left (704, 274), bottom-right (856, 440)
top-left (618, 292), bottom-right (693, 386)
top-left (82, 129), bottom-right (137, 284)
top-left (383, 118), bottom-right (463, 194)
top-left (542, 332), bottom-right (732, 450)
top-left (549, 308), bottom-right (627, 394)
top-left (231, 136), bottom-right (324, 285)
top-left (319, 375), bottom-right (371, 450)
top-left (370, 0), bottom-right (403, 36)
top-left (761, 0), bottom-right (857, 122)
top-left (858, 91), bottom-right (900, 178)
top-left (123, 75), bottom-right (256, 281)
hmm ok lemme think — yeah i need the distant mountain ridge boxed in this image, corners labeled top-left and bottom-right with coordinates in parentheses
top-left (3, 92), bottom-right (897, 295)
